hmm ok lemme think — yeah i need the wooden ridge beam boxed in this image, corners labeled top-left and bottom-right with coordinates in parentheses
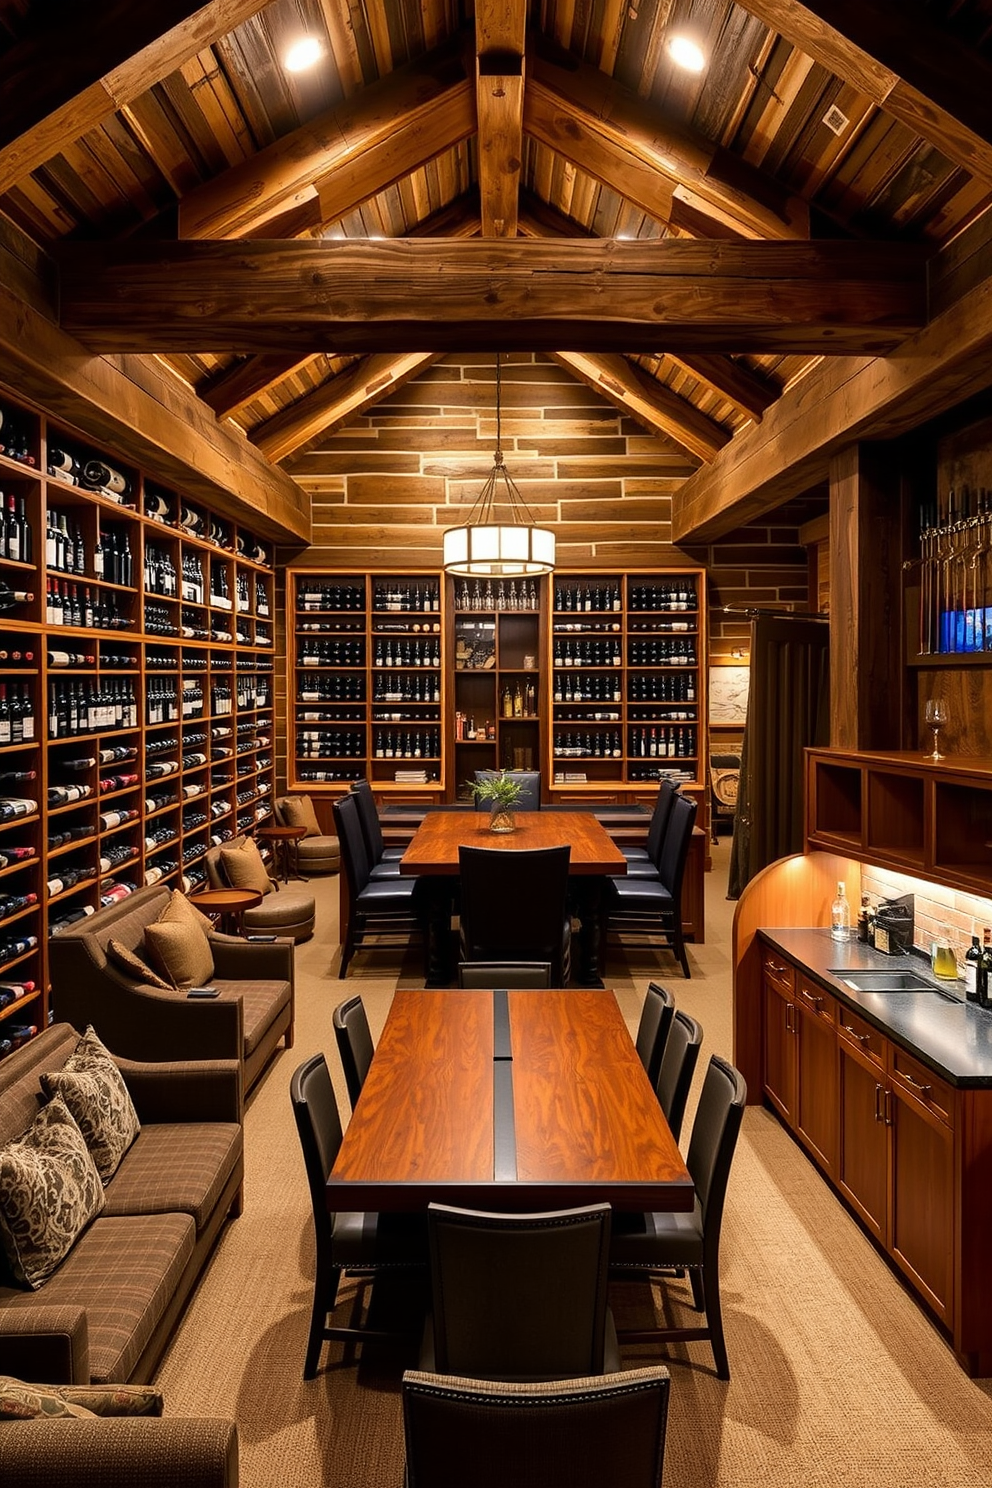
top-left (475, 1), bottom-right (527, 237)
top-left (738, 0), bottom-right (992, 185)
top-left (0, 1), bottom-right (270, 195)
top-left (524, 36), bottom-right (810, 241)
top-left (253, 353), bottom-right (439, 463)
top-left (553, 351), bottom-right (728, 462)
top-left (56, 238), bottom-right (927, 356)
top-left (177, 37), bottom-right (475, 239)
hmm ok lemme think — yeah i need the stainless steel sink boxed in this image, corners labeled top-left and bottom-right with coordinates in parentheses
top-left (831, 969), bottom-right (938, 993)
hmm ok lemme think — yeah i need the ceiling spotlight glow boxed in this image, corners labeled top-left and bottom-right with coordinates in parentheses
top-left (285, 36), bottom-right (323, 72)
top-left (666, 34), bottom-right (706, 72)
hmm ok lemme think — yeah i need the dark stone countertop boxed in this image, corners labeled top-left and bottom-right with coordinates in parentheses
top-left (758, 927), bottom-right (992, 1088)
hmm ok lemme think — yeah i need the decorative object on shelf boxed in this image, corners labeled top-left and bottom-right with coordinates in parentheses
top-left (442, 354), bottom-right (555, 578)
top-left (468, 769), bottom-right (524, 833)
top-left (924, 697), bottom-right (948, 759)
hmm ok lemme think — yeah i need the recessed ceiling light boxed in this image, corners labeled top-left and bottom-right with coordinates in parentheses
top-left (666, 34), bottom-right (706, 73)
top-left (285, 36), bottom-right (323, 72)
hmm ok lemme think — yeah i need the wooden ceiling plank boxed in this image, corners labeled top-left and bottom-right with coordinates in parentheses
top-left (525, 36), bottom-right (810, 240)
top-left (0, 1), bottom-right (272, 195)
top-left (475, 0), bottom-right (527, 237)
top-left (738, 0), bottom-right (992, 185)
top-left (56, 237), bottom-right (927, 356)
top-left (252, 352), bottom-right (440, 462)
top-left (553, 350), bottom-right (726, 462)
top-left (177, 37), bottom-right (475, 239)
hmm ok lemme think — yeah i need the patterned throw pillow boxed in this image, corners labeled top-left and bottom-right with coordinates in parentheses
top-left (0, 1376), bottom-right (163, 1419)
top-left (281, 795), bottom-right (322, 838)
top-left (41, 1027), bottom-right (141, 1183)
top-left (106, 937), bottom-right (173, 990)
top-left (144, 890), bottom-right (216, 989)
top-left (0, 1097), bottom-right (105, 1289)
top-left (0, 1377), bottom-right (95, 1419)
top-left (220, 836), bottom-right (273, 896)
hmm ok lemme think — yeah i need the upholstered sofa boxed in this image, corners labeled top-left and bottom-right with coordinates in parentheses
top-left (0, 1414), bottom-right (238, 1487)
top-left (0, 1023), bottom-right (243, 1385)
top-left (274, 795), bottom-right (341, 875)
top-left (204, 838), bottom-right (316, 943)
top-left (48, 884), bottom-right (294, 1096)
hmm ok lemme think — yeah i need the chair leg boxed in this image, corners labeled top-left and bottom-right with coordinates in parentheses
top-left (689, 1268), bottom-right (705, 1311)
top-left (339, 918), bottom-right (357, 979)
top-left (305, 1260), bottom-right (342, 1379)
top-left (700, 1265), bottom-right (730, 1381)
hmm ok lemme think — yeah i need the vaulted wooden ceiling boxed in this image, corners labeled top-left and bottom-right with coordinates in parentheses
top-left (2, 0), bottom-right (992, 473)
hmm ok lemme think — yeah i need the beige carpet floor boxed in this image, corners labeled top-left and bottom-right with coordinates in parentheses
top-left (155, 841), bottom-right (992, 1486)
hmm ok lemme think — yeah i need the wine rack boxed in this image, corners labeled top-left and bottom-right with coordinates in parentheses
top-left (0, 386), bottom-right (277, 1056)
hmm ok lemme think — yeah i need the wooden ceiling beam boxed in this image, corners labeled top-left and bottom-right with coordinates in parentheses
top-left (177, 37), bottom-right (475, 239)
top-left (0, 1), bottom-right (271, 195)
top-left (198, 353), bottom-right (324, 420)
top-left (524, 36), bottom-right (810, 241)
top-left (475, 1), bottom-right (527, 237)
top-left (553, 351), bottom-right (728, 462)
top-left (56, 238), bottom-right (927, 356)
top-left (252, 353), bottom-right (439, 463)
top-left (738, 0), bottom-right (992, 185)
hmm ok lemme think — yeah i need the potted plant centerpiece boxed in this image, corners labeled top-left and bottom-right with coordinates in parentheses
top-left (468, 770), bottom-right (525, 834)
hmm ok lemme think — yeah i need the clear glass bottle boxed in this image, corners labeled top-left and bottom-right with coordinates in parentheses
top-left (830, 881), bottom-right (851, 941)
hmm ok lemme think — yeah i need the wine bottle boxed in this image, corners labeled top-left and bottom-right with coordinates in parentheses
top-left (0, 581), bottom-right (33, 610)
top-left (978, 929), bottom-right (992, 1011)
top-left (965, 927), bottom-right (981, 1002)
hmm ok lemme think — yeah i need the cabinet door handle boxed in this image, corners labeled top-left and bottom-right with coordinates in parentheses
top-left (883, 1088), bottom-right (893, 1126)
top-left (873, 1083), bottom-right (882, 1122)
top-left (843, 1022), bottom-right (870, 1047)
top-left (899, 1069), bottom-right (932, 1097)
top-left (767, 960), bottom-right (789, 975)
top-left (785, 1002), bottom-right (796, 1033)
top-left (801, 988), bottom-right (824, 1008)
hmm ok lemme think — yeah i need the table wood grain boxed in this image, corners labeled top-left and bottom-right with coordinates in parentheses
top-left (399, 810), bottom-right (628, 876)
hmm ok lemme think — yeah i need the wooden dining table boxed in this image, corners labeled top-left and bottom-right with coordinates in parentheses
top-left (328, 989), bottom-right (694, 1215)
top-left (399, 809), bottom-right (627, 986)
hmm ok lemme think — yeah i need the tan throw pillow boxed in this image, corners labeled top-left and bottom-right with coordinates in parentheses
top-left (281, 795), bottom-right (321, 838)
top-left (159, 887), bottom-right (214, 936)
top-left (0, 1097), bottom-right (105, 1289)
top-left (41, 1027), bottom-right (141, 1183)
top-left (106, 938), bottom-right (173, 991)
top-left (220, 836), bottom-right (273, 896)
top-left (144, 889), bottom-right (215, 989)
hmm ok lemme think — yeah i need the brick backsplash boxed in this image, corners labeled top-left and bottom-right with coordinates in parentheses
top-left (860, 866), bottom-right (992, 971)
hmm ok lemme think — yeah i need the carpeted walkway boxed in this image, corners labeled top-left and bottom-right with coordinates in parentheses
top-left (154, 841), bottom-right (992, 1485)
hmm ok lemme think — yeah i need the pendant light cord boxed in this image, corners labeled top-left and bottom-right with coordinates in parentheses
top-left (494, 352), bottom-right (503, 465)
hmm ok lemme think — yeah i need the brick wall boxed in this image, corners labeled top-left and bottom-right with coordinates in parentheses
top-left (861, 865), bottom-right (992, 976)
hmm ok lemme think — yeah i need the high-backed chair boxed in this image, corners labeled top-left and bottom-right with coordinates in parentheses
top-left (655, 1008), bottom-right (703, 1145)
top-left (401, 1366), bottom-right (671, 1488)
top-left (458, 844), bottom-right (570, 987)
top-left (351, 778), bottom-right (405, 877)
top-left (611, 1055), bottom-right (747, 1380)
top-left (605, 793), bottom-right (698, 976)
top-left (621, 781), bottom-right (676, 872)
top-left (290, 1053), bottom-right (425, 1377)
top-left (273, 794), bottom-right (341, 875)
top-left (457, 961), bottom-right (552, 988)
top-left (473, 769), bottom-right (541, 810)
top-left (333, 994), bottom-right (374, 1110)
top-left (635, 982), bottom-right (676, 1089)
top-left (422, 1203), bottom-right (619, 1382)
top-left (333, 794), bottom-right (424, 978)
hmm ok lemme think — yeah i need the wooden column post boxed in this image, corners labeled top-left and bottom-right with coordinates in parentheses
top-left (828, 444), bottom-right (904, 749)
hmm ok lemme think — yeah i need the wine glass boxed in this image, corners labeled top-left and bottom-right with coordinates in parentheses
top-left (925, 699), bottom-right (948, 760)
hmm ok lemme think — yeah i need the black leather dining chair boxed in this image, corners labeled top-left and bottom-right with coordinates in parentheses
top-left (421, 1202), bottom-right (619, 1382)
top-left (655, 1008), bottom-right (703, 1145)
top-left (458, 843), bottom-right (571, 987)
top-left (401, 1365), bottom-right (671, 1488)
top-left (332, 994), bottom-right (374, 1110)
top-left (621, 781), bottom-right (676, 876)
top-left (333, 794), bottom-right (424, 977)
top-left (635, 982), bottom-right (676, 1089)
top-left (290, 1052), bottom-right (425, 1377)
top-left (605, 792), bottom-right (698, 976)
top-left (457, 961), bottom-right (552, 988)
top-left (351, 778), bottom-right (405, 878)
top-left (473, 769), bottom-right (541, 810)
top-left (611, 1055), bottom-right (747, 1380)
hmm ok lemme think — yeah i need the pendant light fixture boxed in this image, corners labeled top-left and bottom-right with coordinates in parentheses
top-left (442, 354), bottom-right (556, 577)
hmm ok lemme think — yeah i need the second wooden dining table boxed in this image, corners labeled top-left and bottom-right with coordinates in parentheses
top-left (399, 809), bottom-right (628, 986)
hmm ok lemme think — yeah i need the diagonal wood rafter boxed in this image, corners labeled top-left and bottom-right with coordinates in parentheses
top-left (475, 0), bottom-right (527, 237)
top-left (0, 0), bottom-right (272, 195)
top-left (739, 0), bottom-right (992, 186)
top-left (177, 37), bottom-right (475, 239)
top-left (553, 351), bottom-right (728, 463)
top-left (250, 352), bottom-right (439, 463)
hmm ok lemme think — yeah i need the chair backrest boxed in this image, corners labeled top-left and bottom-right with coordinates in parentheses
top-left (350, 778), bottom-right (386, 863)
top-left (473, 770), bottom-right (541, 811)
top-left (645, 780), bottom-right (677, 866)
top-left (402, 1365), bottom-right (671, 1488)
top-left (656, 791), bottom-right (697, 896)
top-left (332, 794), bottom-right (372, 898)
top-left (290, 1053), bottom-right (345, 1256)
top-left (332, 995), bottom-right (374, 1110)
top-left (427, 1202), bottom-right (612, 1381)
top-left (655, 1008), bottom-right (703, 1145)
top-left (457, 961), bottom-right (552, 988)
top-left (458, 845), bottom-right (570, 973)
top-left (635, 983), bottom-right (675, 1088)
top-left (685, 1055), bottom-right (747, 1260)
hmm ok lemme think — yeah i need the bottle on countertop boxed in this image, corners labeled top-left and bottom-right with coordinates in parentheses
top-left (978, 929), bottom-right (992, 1011)
top-left (964, 926), bottom-right (981, 1003)
top-left (857, 893), bottom-right (870, 943)
top-left (830, 881), bottom-right (851, 942)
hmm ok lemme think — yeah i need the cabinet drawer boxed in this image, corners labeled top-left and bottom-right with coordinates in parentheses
top-left (797, 976), bottom-right (835, 1025)
top-left (761, 948), bottom-right (795, 996)
top-left (837, 1008), bottom-right (885, 1068)
top-left (890, 1048), bottom-right (954, 1128)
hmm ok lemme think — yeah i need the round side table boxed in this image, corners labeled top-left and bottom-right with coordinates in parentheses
top-left (258, 825), bottom-right (309, 883)
top-left (189, 887), bottom-right (263, 937)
